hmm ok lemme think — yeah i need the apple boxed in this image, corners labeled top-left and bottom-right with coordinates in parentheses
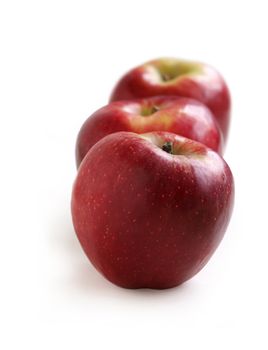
top-left (71, 131), bottom-right (234, 289)
top-left (110, 58), bottom-right (231, 141)
top-left (76, 96), bottom-right (223, 167)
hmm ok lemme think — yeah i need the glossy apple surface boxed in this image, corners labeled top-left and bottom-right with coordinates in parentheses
top-left (76, 96), bottom-right (223, 167)
top-left (72, 131), bottom-right (234, 289)
top-left (110, 58), bottom-right (231, 140)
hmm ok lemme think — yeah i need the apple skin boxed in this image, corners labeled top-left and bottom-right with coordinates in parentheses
top-left (71, 131), bottom-right (234, 289)
top-left (110, 58), bottom-right (231, 141)
top-left (76, 96), bottom-right (223, 167)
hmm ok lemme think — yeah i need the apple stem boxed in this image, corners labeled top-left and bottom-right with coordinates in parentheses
top-left (141, 105), bottom-right (160, 116)
top-left (151, 105), bottom-right (160, 113)
top-left (162, 142), bottom-right (173, 154)
top-left (161, 73), bottom-right (170, 82)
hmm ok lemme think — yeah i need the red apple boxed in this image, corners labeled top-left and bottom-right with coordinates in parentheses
top-left (76, 96), bottom-right (223, 167)
top-left (71, 131), bottom-right (234, 289)
top-left (110, 58), bottom-right (231, 141)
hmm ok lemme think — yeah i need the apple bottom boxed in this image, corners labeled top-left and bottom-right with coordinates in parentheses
top-left (85, 241), bottom-right (222, 290)
top-left (71, 132), bottom-right (234, 289)
top-left (75, 209), bottom-right (229, 289)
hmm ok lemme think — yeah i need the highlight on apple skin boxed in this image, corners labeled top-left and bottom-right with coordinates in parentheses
top-left (71, 131), bottom-right (234, 289)
top-left (110, 58), bottom-right (231, 142)
top-left (75, 96), bottom-right (223, 167)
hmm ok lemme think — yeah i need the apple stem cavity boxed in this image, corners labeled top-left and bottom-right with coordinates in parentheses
top-left (162, 142), bottom-right (173, 154)
top-left (141, 105), bottom-right (160, 116)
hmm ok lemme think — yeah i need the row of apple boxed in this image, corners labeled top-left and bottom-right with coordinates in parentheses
top-left (71, 58), bottom-right (234, 289)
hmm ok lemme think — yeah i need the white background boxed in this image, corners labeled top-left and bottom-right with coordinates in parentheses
top-left (1, 0), bottom-right (267, 349)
